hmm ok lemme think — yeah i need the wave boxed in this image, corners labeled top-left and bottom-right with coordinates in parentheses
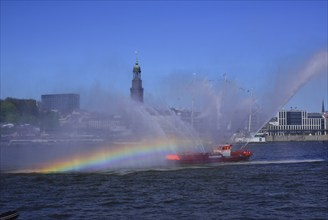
top-left (2, 159), bottom-right (325, 174)
top-left (243, 159), bottom-right (325, 165)
top-left (94, 159), bottom-right (326, 175)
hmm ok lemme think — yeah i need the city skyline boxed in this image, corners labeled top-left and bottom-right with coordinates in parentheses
top-left (1, 1), bottom-right (327, 113)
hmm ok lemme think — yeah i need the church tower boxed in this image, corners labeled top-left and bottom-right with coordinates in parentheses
top-left (130, 52), bottom-right (144, 103)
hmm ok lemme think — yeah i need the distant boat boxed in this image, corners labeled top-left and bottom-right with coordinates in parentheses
top-left (234, 136), bottom-right (266, 143)
top-left (233, 132), bottom-right (266, 143)
top-left (0, 210), bottom-right (19, 220)
top-left (166, 144), bottom-right (252, 165)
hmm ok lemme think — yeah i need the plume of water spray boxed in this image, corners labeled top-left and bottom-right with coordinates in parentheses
top-left (259, 51), bottom-right (328, 128)
top-left (163, 75), bottom-right (255, 144)
top-left (158, 50), bottom-right (327, 146)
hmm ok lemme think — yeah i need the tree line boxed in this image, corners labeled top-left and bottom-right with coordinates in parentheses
top-left (0, 98), bottom-right (59, 131)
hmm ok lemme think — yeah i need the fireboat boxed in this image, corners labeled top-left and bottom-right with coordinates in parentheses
top-left (166, 144), bottom-right (252, 165)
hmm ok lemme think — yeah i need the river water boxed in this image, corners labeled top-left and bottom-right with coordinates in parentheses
top-left (1, 142), bottom-right (327, 219)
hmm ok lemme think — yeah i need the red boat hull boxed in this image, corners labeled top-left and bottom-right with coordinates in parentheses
top-left (166, 149), bottom-right (252, 165)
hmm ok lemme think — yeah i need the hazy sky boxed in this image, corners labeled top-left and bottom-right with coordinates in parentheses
top-left (1, 1), bottom-right (327, 112)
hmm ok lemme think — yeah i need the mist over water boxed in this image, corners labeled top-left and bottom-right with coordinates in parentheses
top-left (77, 50), bottom-right (328, 144)
top-left (158, 50), bottom-right (327, 143)
top-left (1, 51), bottom-right (327, 173)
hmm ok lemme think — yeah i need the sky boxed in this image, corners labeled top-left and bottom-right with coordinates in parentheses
top-left (1, 0), bottom-right (327, 113)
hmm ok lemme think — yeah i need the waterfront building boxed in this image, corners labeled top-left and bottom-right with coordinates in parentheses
top-left (130, 53), bottom-right (144, 103)
top-left (41, 93), bottom-right (80, 113)
top-left (267, 109), bottom-right (327, 136)
top-left (323, 113), bottom-right (328, 135)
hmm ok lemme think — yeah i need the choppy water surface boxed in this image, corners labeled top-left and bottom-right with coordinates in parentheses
top-left (1, 142), bottom-right (327, 219)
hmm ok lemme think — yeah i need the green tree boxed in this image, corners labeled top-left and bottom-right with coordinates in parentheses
top-left (0, 100), bottom-right (19, 123)
top-left (0, 98), bottom-right (39, 124)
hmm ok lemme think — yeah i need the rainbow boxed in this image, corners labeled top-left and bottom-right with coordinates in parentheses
top-left (26, 138), bottom-right (194, 173)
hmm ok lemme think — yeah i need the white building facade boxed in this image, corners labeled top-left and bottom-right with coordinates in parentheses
top-left (268, 110), bottom-right (326, 136)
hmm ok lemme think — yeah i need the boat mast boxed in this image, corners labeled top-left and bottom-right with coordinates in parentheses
top-left (191, 73), bottom-right (196, 128)
top-left (248, 90), bottom-right (253, 133)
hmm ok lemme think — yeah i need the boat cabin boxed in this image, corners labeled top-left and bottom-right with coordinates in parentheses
top-left (213, 144), bottom-right (232, 157)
